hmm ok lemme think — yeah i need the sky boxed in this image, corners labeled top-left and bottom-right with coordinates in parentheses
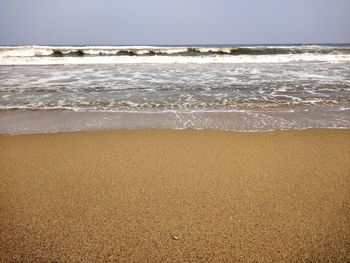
top-left (0, 0), bottom-right (349, 45)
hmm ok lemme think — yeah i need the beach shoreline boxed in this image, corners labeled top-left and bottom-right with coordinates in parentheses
top-left (1, 128), bottom-right (349, 262)
top-left (1, 106), bottom-right (349, 135)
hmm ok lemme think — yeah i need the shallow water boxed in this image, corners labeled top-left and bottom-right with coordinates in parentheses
top-left (1, 45), bottom-right (349, 133)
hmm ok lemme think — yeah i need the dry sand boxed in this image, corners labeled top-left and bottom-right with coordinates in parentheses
top-left (0, 129), bottom-right (349, 262)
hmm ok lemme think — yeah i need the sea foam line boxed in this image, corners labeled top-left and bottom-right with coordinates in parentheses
top-left (1, 54), bottom-right (350, 65)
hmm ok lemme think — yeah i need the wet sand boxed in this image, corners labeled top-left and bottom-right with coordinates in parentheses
top-left (0, 129), bottom-right (349, 262)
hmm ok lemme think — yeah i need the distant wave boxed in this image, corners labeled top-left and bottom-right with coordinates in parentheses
top-left (1, 45), bottom-right (350, 65)
top-left (42, 46), bottom-right (350, 57)
top-left (1, 45), bottom-right (350, 57)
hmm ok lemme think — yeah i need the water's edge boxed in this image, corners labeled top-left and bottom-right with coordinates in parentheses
top-left (1, 107), bottom-right (349, 135)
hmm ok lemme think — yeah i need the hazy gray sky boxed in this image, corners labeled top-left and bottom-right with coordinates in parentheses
top-left (0, 0), bottom-right (349, 45)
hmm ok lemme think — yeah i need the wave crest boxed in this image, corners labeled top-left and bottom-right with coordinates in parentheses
top-left (1, 45), bottom-right (349, 58)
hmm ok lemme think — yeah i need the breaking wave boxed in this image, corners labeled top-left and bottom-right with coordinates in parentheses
top-left (1, 44), bottom-right (350, 58)
top-left (1, 44), bottom-right (350, 65)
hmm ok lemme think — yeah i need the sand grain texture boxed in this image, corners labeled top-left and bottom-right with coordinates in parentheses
top-left (0, 129), bottom-right (350, 262)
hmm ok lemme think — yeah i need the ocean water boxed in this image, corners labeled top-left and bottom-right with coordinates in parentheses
top-left (0, 44), bottom-right (349, 133)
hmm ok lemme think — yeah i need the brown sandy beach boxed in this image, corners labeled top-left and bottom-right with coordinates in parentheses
top-left (0, 129), bottom-right (349, 262)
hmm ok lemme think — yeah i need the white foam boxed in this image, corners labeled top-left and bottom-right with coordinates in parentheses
top-left (1, 54), bottom-right (350, 65)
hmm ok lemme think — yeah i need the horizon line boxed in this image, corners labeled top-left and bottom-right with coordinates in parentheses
top-left (1, 42), bottom-right (350, 47)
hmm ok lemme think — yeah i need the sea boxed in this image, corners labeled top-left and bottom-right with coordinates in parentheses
top-left (0, 44), bottom-right (349, 134)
